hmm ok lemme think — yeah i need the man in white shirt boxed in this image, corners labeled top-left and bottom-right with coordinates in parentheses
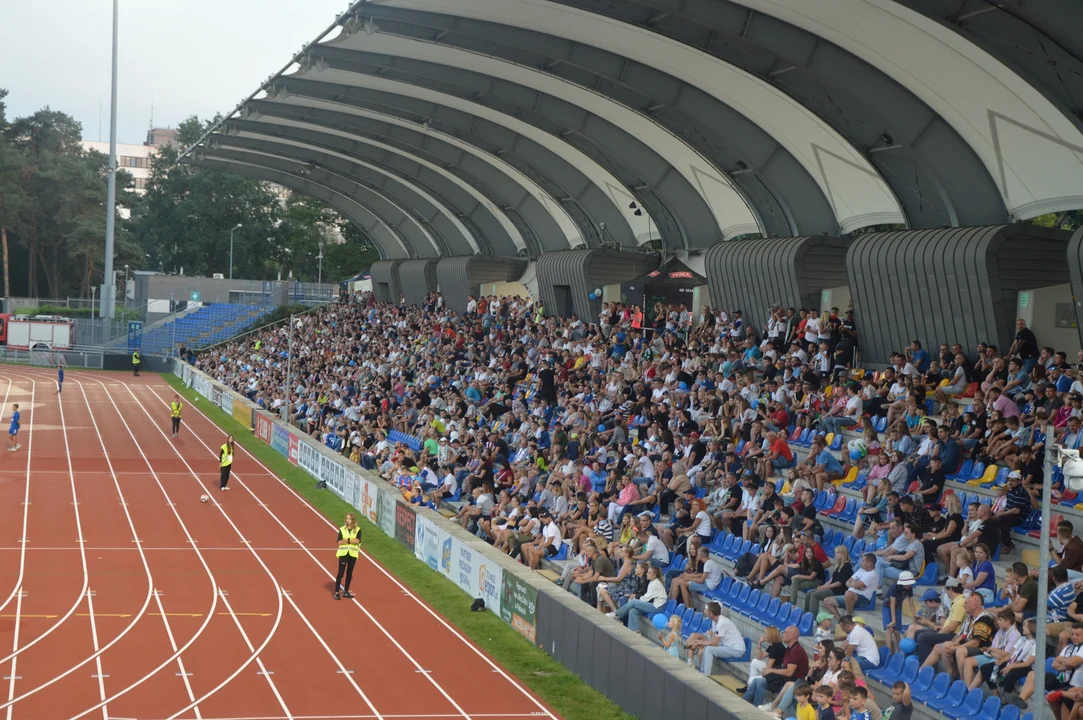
top-left (840, 615), bottom-right (880, 671)
top-left (634, 530), bottom-right (670, 569)
top-left (670, 546), bottom-right (722, 606)
top-left (823, 553), bottom-right (880, 619)
top-left (686, 602), bottom-right (746, 674)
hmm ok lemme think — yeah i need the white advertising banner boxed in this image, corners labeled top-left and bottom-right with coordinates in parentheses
top-left (320, 454), bottom-right (348, 500)
top-left (357, 475), bottom-right (378, 526)
top-left (414, 514), bottom-right (443, 571)
top-left (440, 533), bottom-right (503, 616)
top-left (297, 440), bottom-right (322, 480)
top-left (219, 391), bottom-right (233, 416)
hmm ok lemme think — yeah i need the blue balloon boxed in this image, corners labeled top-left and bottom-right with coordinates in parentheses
top-left (900, 638), bottom-right (917, 654)
top-left (588, 292), bottom-right (597, 300)
top-left (678, 381), bottom-right (689, 391)
top-left (652, 613), bottom-right (669, 630)
top-left (598, 424), bottom-right (606, 432)
top-left (849, 450), bottom-right (864, 461)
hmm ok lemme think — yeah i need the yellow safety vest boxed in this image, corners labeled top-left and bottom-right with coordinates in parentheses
top-left (133, 352), bottom-right (141, 365)
top-left (220, 443), bottom-right (233, 467)
top-left (337, 525), bottom-right (360, 558)
top-left (170, 401), bottom-right (183, 419)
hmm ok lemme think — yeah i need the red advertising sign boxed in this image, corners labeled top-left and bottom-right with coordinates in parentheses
top-left (669, 271), bottom-right (693, 279)
top-left (287, 433), bottom-right (299, 465)
top-left (255, 413), bottom-right (272, 444)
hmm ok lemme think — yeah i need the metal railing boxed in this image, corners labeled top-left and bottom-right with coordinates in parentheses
top-left (0, 347), bottom-right (105, 369)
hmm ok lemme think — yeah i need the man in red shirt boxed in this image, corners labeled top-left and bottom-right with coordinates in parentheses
top-left (756, 430), bottom-right (795, 479)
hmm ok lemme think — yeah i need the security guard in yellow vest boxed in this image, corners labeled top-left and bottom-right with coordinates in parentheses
top-left (170, 394), bottom-right (183, 438)
top-left (219, 435), bottom-right (235, 491)
top-left (333, 512), bottom-right (361, 600)
top-left (132, 350), bottom-right (141, 377)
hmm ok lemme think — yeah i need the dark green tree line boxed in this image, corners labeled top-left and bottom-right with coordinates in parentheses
top-left (0, 89), bottom-right (142, 299)
top-left (129, 116), bottom-right (378, 285)
top-left (0, 96), bottom-right (377, 304)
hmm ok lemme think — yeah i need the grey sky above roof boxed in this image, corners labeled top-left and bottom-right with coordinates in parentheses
top-left (0, 0), bottom-right (347, 143)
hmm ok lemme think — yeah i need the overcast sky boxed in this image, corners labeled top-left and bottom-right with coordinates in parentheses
top-left (1, 0), bottom-right (351, 144)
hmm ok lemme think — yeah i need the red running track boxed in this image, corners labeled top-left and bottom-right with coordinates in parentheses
top-left (0, 368), bottom-right (560, 720)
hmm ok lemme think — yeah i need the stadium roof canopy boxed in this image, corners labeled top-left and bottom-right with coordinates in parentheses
top-left (181, 0), bottom-right (1083, 261)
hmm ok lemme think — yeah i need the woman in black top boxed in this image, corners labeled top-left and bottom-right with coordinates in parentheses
top-left (922, 493), bottom-right (964, 559)
top-left (804, 545), bottom-right (854, 615)
top-left (789, 545), bottom-right (827, 605)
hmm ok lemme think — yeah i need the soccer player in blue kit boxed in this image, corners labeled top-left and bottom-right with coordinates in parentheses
top-left (7, 404), bottom-right (21, 452)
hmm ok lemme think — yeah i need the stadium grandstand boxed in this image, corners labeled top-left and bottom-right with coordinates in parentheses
top-left (181, 1), bottom-right (1083, 719)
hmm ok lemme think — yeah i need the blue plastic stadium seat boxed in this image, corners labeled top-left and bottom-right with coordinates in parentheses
top-left (721, 637), bottom-right (752, 663)
top-left (927, 680), bottom-right (968, 712)
top-left (912, 671), bottom-right (951, 704)
top-left (942, 688), bottom-right (984, 720)
top-left (868, 651), bottom-right (902, 681)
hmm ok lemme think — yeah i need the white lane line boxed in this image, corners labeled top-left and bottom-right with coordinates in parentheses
top-left (0, 372), bottom-right (91, 674)
top-left (152, 591), bottom-right (202, 720)
top-left (143, 382), bottom-right (556, 720)
top-left (279, 591), bottom-right (383, 720)
top-left (75, 377), bottom-right (203, 720)
top-left (88, 379), bottom-right (289, 720)
top-left (0, 377), bottom-right (162, 713)
top-left (0, 378), bottom-right (23, 614)
top-left (65, 377), bottom-right (221, 720)
top-left (137, 386), bottom-right (470, 720)
top-left (216, 592), bottom-right (291, 720)
top-left (0, 548), bottom-right (319, 553)
top-left (85, 590), bottom-right (109, 720)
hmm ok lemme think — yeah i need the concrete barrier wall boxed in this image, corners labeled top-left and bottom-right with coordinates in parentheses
top-left (171, 360), bottom-right (756, 720)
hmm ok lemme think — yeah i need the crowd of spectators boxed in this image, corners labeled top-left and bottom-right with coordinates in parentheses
top-left (196, 289), bottom-right (1083, 720)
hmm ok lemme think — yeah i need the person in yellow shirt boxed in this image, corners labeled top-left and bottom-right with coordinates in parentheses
top-left (170, 394), bottom-right (183, 438)
top-left (793, 684), bottom-right (816, 720)
top-left (333, 513), bottom-right (361, 601)
top-left (219, 435), bottom-right (235, 491)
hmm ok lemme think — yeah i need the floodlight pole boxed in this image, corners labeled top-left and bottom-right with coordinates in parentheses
top-left (284, 315), bottom-right (293, 425)
top-left (100, 0), bottom-right (119, 320)
top-left (1033, 421), bottom-right (1055, 720)
top-left (229, 223), bottom-right (243, 280)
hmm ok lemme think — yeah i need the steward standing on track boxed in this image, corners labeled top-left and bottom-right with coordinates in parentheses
top-left (333, 512), bottom-right (361, 600)
top-left (219, 435), bottom-right (235, 491)
top-left (170, 394), bottom-right (183, 438)
top-left (132, 349), bottom-right (141, 377)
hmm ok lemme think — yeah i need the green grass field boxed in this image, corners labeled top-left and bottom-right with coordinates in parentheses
top-left (163, 374), bottom-right (633, 720)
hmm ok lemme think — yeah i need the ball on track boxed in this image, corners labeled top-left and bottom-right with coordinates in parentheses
top-left (200, 494), bottom-right (209, 503)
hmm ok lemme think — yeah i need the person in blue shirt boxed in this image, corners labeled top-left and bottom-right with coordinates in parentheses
top-left (798, 439), bottom-right (844, 492)
top-left (57, 364), bottom-right (64, 394)
top-left (908, 340), bottom-right (930, 374)
top-left (7, 404), bottom-right (21, 452)
top-left (589, 460), bottom-right (608, 495)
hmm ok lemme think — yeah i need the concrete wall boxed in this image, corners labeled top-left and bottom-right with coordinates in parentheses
top-left (1017, 283), bottom-right (1082, 358)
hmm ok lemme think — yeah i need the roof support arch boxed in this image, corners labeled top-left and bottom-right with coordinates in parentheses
top-left (203, 146), bottom-right (442, 256)
top-left (284, 64), bottom-right (660, 246)
top-left (723, 0), bottom-right (1083, 221)
top-left (242, 101), bottom-right (580, 253)
top-left (187, 157), bottom-right (411, 259)
top-left (321, 31), bottom-right (763, 242)
top-left (377, 0), bottom-right (905, 233)
top-left (213, 130), bottom-right (481, 255)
